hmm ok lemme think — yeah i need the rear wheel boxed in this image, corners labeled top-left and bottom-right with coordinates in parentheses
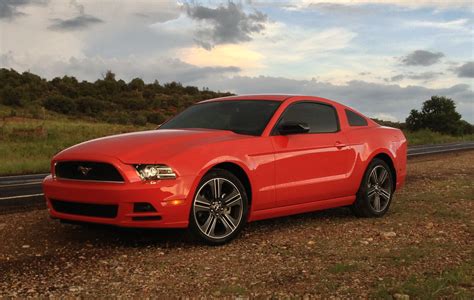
top-left (188, 169), bottom-right (248, 245)
top-left (351, 158), bottom-right (394, 217)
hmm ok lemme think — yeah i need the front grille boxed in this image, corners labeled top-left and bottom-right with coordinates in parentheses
top-left (55, 161), bottom-right (124, 182)
top-left (51, 199), bottom-right (118, 218)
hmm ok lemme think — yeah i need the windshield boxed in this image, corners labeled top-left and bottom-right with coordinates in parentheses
top-left (159, 100), bottom-right (280, 136)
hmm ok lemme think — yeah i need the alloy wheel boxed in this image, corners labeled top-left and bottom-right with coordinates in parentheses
top-left (193, 178), bottom-right (244, 239)
top-left (367, 165), bottom-right (392, 212)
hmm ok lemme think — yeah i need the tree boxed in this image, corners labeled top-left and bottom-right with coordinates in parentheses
top-left (1, 85), bottom-right (23, 106)
top-left (405, 109), bottom-right (424, 131)
top-left (406, 96), bottom-right (466, 135)
top-left (128, 78), bottom-right (145, 92)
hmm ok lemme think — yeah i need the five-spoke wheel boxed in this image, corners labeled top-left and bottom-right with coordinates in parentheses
top-left (189, 169), bottom-right (248, 244)
top-left (367, 165), bottom-right (392, 212)
top-left (351, 158), bottom-right (394, 217)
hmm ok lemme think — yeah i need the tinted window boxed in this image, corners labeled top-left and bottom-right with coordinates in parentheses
top-left (345, 109), bottom-right (368, 126)
top-left (159, 100), bottom-right (280, 136)
top-left (276, 102), bottom-right (339, 134)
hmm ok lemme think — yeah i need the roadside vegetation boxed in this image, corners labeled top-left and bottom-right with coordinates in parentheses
top-left (404, 129), bottom-right (473, 146)
top-left (0, 107), bottom-right (152, 175)
top-left (0, 68), bottom-right (473, 175)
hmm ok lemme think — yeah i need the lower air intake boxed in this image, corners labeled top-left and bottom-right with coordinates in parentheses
top-left (51, 199), bottom-right (118, 219)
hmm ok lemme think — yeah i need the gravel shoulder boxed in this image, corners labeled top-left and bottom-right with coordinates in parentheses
top-left (0, 152), bottom-right (473, 298)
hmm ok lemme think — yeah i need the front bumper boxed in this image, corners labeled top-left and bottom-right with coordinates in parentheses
top-left (42, 174), bottom-right (195, 228)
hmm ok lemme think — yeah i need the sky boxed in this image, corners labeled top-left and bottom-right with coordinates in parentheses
top-left (1, 0), bottom-right (473, 122)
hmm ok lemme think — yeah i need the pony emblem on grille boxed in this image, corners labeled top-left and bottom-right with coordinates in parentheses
top-left (77, 166), bottom-right (92, 176)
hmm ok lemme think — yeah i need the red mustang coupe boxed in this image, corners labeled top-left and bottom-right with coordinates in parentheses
top-left (43, 95), bottom-right (407, 244)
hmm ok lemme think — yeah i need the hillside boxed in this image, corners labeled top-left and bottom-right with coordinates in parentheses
top-left (0, 68), bottom-right (233, 125)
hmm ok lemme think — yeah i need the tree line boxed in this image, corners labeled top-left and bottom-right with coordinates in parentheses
top-left (0, 68), bottom-right (472, 134)
top-left (375, 96), bottom-right (473, 136)
top-left (0, 68), bottom-right (232, 126)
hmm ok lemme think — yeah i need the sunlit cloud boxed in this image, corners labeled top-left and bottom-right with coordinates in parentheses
top-left (1, 0), bottom-right (473, 122)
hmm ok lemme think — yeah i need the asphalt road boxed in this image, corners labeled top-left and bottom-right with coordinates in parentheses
top-left (1, 141), bottom-right (473, 213)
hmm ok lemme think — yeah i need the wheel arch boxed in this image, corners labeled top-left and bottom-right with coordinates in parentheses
top-left (210, 162), bottom-right (252, 210)
top-left (371, 152), bottom-right (397, 191)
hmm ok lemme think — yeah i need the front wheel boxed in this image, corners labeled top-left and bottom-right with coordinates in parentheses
top-left (188, 169), bottom-right (248, 245)
top-left (351, 158), bottom-right (394, 217)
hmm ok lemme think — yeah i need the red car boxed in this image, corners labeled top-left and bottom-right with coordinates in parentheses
top-left (43, 95), bottom-right (407, 244)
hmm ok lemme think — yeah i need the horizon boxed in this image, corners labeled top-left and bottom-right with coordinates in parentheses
top-left (1, 0), bottom-right (473, 122)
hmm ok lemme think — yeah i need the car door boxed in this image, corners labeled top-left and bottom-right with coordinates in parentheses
top-left (270, 101), bottom-right (355, 207)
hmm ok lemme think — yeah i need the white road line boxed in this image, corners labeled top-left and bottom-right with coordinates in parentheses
top-left (409, 144), bottom-right (460, 150)
top-left (0, 173), bottom-right (49, 179)
top-left (0, 181), bottom-right (43, 188)
top-left (408, 148), bottom-right (474, 157)
top-left (0, 193), bottom-right (44, 201)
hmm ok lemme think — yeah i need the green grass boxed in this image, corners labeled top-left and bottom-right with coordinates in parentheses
top-left (373, 265), bottom-right (473, 299)
top-left (218, 285), bottom-right (248, 296)
top-left (328, 263), bottom-right (359, 274)
top-left (0, 105), bottom-right (473, 175)
top-left (0, 113), bottom-right (152, 175)
top-left (404, 129), bottom-right (474, 146)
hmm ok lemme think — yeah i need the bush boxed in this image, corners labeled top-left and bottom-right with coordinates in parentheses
top-left (76, 96), bottom-right (109, 116)
top-left (1, 86), bottom-right (23, 107)
top-left (43, 95), bottom-right (76, 114)
top-left (132, 115), bottom-right (147, 126)
top-left (146, 111), bottom-right (166, 124)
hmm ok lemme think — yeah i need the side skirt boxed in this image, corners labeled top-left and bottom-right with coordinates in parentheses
top-left (248, 195), bottom-right (355, 222)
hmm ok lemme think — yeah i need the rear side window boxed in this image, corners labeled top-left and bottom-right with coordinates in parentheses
top-left (345, 109), bottom-right (368, 126)
top-left (277, 102), bottom-right (339, 133)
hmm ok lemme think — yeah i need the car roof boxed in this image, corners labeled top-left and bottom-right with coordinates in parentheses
top-left (199, 94), bottom-right (333, 103)
top-left (197, 94), bottom-right (377, 126)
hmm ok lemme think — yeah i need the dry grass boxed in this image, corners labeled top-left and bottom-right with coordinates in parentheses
top-left (0, 152), bottom-right (473, 298)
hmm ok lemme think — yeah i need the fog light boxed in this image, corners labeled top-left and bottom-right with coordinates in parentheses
top-left (133, 202), bottom-right (156, 213)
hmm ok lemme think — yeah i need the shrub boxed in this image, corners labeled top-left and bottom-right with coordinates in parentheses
top-left (132, 115), bottom-right (147, 126)
top-left (43, 95), bottom-right (76, 114)
top-left (77, 96), bottom-right (109, 116)
top-left (146, 111), bottom-right (166, 124)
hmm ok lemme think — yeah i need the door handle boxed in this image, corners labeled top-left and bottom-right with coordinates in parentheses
top-left (335, 141), bottom-right (347, 149)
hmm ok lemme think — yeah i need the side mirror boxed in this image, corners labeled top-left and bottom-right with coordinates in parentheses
top-left (278, 121), bottom-right (310, 135)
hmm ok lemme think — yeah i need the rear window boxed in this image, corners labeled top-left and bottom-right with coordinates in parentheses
top-left (345, 109), bottom-right (368, 126)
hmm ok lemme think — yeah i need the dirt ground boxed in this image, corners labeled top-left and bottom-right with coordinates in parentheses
top-left (0, 151), bottom-right (473, 298)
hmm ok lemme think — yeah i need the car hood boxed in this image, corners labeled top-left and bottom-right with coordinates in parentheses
top-left (55, 129), bottom-right (246, 164)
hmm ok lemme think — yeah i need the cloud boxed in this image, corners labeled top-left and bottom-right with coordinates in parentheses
top-left (389, 71), bottom-right (444, 82)
top-left (454, 62), bottom-right (474, 78)
top-left (390, 74), bottom-right (404, 82)
top-left (406, 18), bottom-right (470, 31)
top-left (48, 0), bottom-right (103, 31)
top-left (184, 2), bottom-right (268, 50)
top-left (284, 0), bottom-right (474, 10)
top-left (193, 75), bottom-right (474, 123)
top-left (49, 14), bottom-right (103, 31)
top-left (0, 0), bottom-right (45, 19)
top-left (401, 50), bottom-right (444, 66)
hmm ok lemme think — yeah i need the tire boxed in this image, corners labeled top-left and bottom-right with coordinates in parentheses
top-left (351, 158), bottom-right (394, 218)
top-left (188, 169), bottom-right (248, 245)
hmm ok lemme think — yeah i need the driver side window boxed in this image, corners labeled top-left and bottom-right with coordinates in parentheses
top-left (277, 102), bottom-right (339, 134)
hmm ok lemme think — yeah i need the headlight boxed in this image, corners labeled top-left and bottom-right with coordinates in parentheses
top-left (135, 164), bottom-right (176, 180)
